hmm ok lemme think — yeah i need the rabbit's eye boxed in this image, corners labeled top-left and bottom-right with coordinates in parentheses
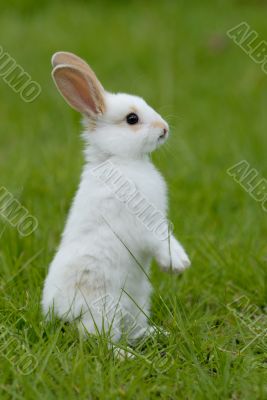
top-left (126, 113), bottom-right (139, 125)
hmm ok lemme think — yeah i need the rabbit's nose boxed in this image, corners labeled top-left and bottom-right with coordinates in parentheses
top-left (163, 128), bottom-right (168, 136)
top-left (159, 127), bottom-right (168, 139)
top-left (161, 127), bottom-right (169, 137)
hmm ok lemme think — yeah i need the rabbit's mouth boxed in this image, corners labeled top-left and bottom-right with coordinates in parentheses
top-left (158, 131), bottom-right (169, 142)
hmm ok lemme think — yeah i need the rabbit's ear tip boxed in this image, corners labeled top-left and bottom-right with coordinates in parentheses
top-left (51, 52), bottom-right (58, 67)
top-left (51, 51), bottom-right (63, 67)
top-left (52, 51), bottom-right (72, 67)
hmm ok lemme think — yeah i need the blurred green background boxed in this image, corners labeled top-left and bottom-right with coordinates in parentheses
top-left (0, 1), bottom-right (267, 399)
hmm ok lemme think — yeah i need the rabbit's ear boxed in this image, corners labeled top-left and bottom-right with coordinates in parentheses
top-left (51, 52), bottom-right (105, 92)
top-left (52, 51), bottom-right (87, 68)
top-left (52, 51), bottom-right (89, 71)
top-left (52, 64), bottom-right (105, 116)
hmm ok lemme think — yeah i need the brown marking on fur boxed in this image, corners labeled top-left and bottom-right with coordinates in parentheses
top-left (130, 106), bottom-right (138, 114)
top-left (151, 121), bottom-right (167, 130)
top-left (130, 124), bottom-right (141, 132)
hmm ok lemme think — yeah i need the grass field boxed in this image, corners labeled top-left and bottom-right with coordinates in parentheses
top-left (0, 0), bottom-right (267, 399)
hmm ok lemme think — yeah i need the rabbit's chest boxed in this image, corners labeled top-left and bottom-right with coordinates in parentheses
top-left (123, 164), bottom-right (167, 213)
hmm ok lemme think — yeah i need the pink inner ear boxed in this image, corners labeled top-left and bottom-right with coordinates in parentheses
top-left (54, 67), bottom-right (99, 115)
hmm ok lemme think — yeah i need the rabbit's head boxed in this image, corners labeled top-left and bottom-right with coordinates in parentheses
top-left (52, 52), bottom-right (169, 158)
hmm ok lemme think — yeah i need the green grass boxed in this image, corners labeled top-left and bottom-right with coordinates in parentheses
top-left (0, 0), bottom-right (267, 398)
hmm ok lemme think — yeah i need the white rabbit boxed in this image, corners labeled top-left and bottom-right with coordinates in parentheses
top-left (42, 51), bottom-right (190, 343)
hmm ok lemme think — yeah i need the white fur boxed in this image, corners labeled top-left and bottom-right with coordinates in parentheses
top-left (42, 90), bottom-right (190, 342)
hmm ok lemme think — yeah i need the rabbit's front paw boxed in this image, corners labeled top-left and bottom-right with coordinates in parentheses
top-left (157, 237), bottom-right (191, 273)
